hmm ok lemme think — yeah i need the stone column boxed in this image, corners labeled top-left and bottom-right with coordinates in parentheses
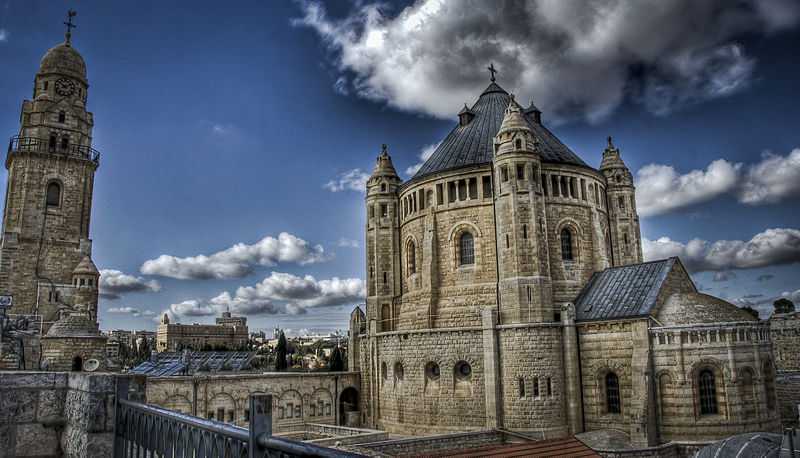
top-left (629, 320), bottom-right (656, 447)
top-left (561, 303), bottom-right (584, 435)
top-left (481, 309), bottom-right (501, 428)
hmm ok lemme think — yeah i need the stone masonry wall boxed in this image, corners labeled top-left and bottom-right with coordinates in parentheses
top-left (776, 371), bottom-right (800, 427)
top-left (372, 327), bottom-right (487, 434)
top-left (0, 371), bottom-right (142, 458)
top-left (0, 153), bottom-right (96, 322)
top-left (497, 324), bottom-right (568, 437)
top-left (145, 372), bottom-right (359, 432)
top-left (770, 311), bottom-right (800, 372)
top-left (651, 324), bottom-right (781, 442)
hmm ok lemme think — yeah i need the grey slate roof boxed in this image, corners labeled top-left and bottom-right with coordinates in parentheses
top-left (411, 82), bottom-right (589, 181)
top-left (695, 431), bottom-right (798, 458)
top-left (574, 258), bottom-right (677, 322)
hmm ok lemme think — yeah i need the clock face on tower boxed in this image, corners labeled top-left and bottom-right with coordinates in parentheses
top-left (55, 78), bottom-right (76, 96)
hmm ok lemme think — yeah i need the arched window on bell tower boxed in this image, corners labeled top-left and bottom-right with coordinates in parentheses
top-left (46, 182), bottom-right (61, 207)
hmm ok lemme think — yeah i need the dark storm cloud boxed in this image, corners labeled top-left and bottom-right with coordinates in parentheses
top-left (295, 0), bottom-right (799, 122)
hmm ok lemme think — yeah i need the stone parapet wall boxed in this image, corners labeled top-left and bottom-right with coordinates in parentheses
top-left (0, 371), bottom-right (142, 458)
top-left (145, 371), bottom-right (359, 432)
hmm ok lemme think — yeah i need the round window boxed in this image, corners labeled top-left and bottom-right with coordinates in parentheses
top-left (425, 362), bottom-right (440, 381)
top-left (455, 361), bottom-right (472, 379)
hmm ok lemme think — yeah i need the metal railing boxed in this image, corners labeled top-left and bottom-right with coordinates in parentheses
top-left (113, 379), bottom-right (363, 458)
top-left (7, 135), bottom-right (100, 164)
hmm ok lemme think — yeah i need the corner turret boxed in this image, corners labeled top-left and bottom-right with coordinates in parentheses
top-left (600, 137), bottom-right (642, 265)
top-left (492, 97), bottom-right (553, 323)
top-left (365, 145), bottom-right (401, 331)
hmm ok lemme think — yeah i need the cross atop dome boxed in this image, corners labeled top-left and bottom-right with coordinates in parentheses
top-left (487, 63), bottom-right (498, 82)
top-left (63, 9), bottom-right (77, 44)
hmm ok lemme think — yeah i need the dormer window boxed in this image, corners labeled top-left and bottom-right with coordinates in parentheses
top-left (380, 183), bottom-right (386, 192)
top-left (515, 139), bottom-right (522, 150)
top-left (58, 111), bottom-right (66, 123)
top-left (458, 104), bottom-right (475, 127)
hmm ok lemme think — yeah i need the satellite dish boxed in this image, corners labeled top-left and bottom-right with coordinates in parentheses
top-left (84, 359), bottom-right (100, 372)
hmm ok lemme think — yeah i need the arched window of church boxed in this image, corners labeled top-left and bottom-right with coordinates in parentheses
top-left (46, 182), bottom-right (61, 207)
top-left (606, 372), bottom-right (621, 413)
top-left (698, 369), bottom-right (718, 415)
top-left (618, 195), bottom-right (625, 211)
top-left (58, 111), bottom-right (66, 123)
top-left (459, 232), bottom-right (474, 266)
top-left (49, 135), bottom-right (57, 151)
top-left (560, 228), bottom-right (573, 261)
top-left (407, 240), bottom-right (416, 275)
top-left (61, 136), bottom-right (69, 151)
top-left (515, 138), bottom-right (522, 149)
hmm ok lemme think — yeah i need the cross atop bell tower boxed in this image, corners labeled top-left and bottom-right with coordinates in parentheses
top-left (487, 63), bottom-right (498, 82)
top-left (63, 10), bottom-right (77, 44)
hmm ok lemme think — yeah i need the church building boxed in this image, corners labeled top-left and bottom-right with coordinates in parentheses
top-left (349, 72), bottom-right (781, 447)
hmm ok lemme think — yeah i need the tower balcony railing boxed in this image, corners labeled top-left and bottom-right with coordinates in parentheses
top-left (7, 135), bottom-right (100, 165)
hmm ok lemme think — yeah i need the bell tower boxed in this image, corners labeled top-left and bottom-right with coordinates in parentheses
top-left (0, 11), bottom-right (100, 325)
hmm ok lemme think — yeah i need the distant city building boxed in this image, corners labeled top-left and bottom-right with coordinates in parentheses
top-left (108, 329), bottom-right (133, 346)
top-left (156, 310), bottom-right (248, 352)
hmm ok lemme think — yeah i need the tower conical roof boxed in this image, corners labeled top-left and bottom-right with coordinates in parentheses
top-left (411, 81), bottom-right (588, 181)
top-left (497, 97), bottom-right (531, 136)
top-left (371, 144), bottom-right (398, 178)
top-left (600, 136), bottom-right (627, 171)
top-left (73, 256), bottom-right (99, 276)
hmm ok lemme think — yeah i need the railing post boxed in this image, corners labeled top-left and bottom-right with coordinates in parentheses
top-left (113, 377), bottom-right (131, 458)
top-left (249, 394), bottom-right (272, 458)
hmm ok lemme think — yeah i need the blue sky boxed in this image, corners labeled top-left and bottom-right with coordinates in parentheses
top-left (1, 1), bottom-right (799, 334)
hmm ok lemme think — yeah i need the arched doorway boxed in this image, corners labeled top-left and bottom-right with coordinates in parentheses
top-left (71, 356), bottom-right (83, 371)
top-left (338, 387), bottom-right (359, 427)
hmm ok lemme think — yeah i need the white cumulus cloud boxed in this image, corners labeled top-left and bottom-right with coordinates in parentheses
top-left (337, 238), bottom-right (359, 248)
top-left (739, 149), bottom-right (800, 204)
top-left (0, 29), bottom-right (8, 43)
top-left (635, 159), bottom-right (740, 217)
top-left (635, 148), bottom-right (800, 216)
top-left (99, 269), bottom-right (161, 300)
top-left (140, 232), bottom-right (329, 280)
top-left (642, 228), bottom-right (800, 273)
top-left (107, 306), bottom-right (156, 318)
top-left (162, 272), bottom-right (366, 321)
top-left (294, 0), bottom-right (799, 122)
top-left (324, 168), bottom-right (370, 192)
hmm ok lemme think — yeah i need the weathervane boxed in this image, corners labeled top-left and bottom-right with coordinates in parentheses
top-left (64, 10), bottom-right (77, 44)
top-left (487, 63), bottom-right (497, 82)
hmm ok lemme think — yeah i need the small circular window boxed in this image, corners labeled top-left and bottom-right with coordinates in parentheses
top-left (425, 362), bottom-right (440, 381)
top-left (455, 361), bottom-right (472, 379)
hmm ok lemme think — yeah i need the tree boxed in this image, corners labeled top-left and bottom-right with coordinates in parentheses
top-left (329, 346), bottom-right (344, 372)
top-left (275, 331), bottom-right (288, 371)
top-left (774, 298), bottom-right (796, 314)
top-left (740, 306), bottom-right (760, 320)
